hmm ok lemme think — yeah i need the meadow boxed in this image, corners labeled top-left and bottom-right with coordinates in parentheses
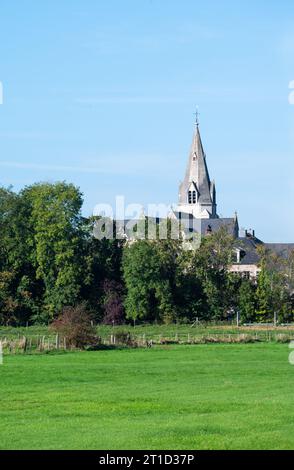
top-left (1, 343), bottom-right (294, 450)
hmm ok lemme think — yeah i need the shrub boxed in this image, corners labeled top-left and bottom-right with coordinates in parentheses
top-left (50, 304), bottom-right (98, 349)
top-left (114, 330), bottom-right (136, 347)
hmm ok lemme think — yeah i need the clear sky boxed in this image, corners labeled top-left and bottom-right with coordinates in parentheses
top-left (0, 0), bottom-right (294, 242)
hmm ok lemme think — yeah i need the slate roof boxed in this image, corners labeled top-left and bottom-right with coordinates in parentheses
top-left (115, 213), bottom-right (238, 240)
top-left (200, 218), bottom-right (238, 237)
top-left (171, 211), bottom-right (238, 236)
top-left (115, 217), bottom-right (294, 267)
top-left (233, 238), bottom-right (294, 266)
top-left (264, 243), bottom-right (294, 258)
top-left (234, 236), bottom-right (263, 265)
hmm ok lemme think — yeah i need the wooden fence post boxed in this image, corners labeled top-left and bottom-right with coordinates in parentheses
top-left (23, 336), bottom-right (27, 353)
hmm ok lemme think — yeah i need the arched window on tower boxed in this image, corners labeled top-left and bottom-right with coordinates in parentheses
top-left (188, 190), bottom-right (197, 204)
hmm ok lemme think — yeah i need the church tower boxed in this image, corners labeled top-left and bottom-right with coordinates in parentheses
top-left (177, 119), bottom-right (218, 219)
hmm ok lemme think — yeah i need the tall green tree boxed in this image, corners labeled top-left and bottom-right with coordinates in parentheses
top-left (255, 247), bottom-right (292, 322)
top-left (0, 187), bottom-right (42, 324)
top-left (122, 240), bottom-right (175, 324)
top-left (21, 182), bottom-right (84, 319)
top-left (80, 217), bottom-right (124, 320)
top-left (190, 227), bottom-right (236, 319)
top-left (238, 278), bottom-right (256, 322)
top-left (175, 249), bottom-right (206, 321)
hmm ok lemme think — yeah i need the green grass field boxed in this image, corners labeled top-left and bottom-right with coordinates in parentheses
top-left (1, 343), bottom-right (294, 450)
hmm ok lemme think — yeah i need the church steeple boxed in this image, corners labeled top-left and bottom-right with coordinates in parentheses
top-left (177, 119), bottom-right (218, 219)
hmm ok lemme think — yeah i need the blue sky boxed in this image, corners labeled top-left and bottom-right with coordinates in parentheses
top-left (0, 0), bottom-right (294, 242)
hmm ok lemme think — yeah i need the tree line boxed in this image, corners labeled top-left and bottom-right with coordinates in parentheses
top-left (0, 182), bottom-right (293, 326)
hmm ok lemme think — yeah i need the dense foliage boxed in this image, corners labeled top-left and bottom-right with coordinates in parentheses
top-left (0, 182), bottom-right (293, 326)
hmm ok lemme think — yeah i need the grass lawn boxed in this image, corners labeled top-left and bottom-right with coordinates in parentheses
top-left (1, 343), bottom-right (294, 450)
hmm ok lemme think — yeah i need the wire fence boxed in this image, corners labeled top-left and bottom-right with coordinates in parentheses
top-left (1, 330), bottom-right (294, 354)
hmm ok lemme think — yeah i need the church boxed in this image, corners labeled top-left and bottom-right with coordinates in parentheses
top-left (117, 116), bottom-right (294, 279)
top-left (170, 116), bottom-right (238, 238)
top-left (169, 117), bottom-right (294, 279)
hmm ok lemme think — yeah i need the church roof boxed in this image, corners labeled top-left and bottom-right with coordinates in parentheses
top-left (201, 218), bottom-right (238, 237)
top-left (171, 211), bottom-right (238, 237)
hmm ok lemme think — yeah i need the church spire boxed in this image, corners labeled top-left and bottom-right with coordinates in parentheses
top-left (177, 117), bottom-right (218, 219)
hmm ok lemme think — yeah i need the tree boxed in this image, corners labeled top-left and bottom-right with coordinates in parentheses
top-left (190, 227), bottom-right (236, 320)
top-left (21, 182), bottom-right (84, 319)
top-left (80, 217), bottom-right (124, 320)
top-left (0, 184), bottom-right (126, 325)
top-left (281, 249), bottom-right (294, 321)
top-left (255, 247), bottom-right (291, 322)
top-left (238, 278), bottom-right (256, 322)
top-left (0, 187), bottom-right (42, 324)
top-left (102, 279), bottom-right (125, 325)
top-left (175, 250), bottom-right (206, 320)
top-left (285, 250), bottom-right (294, 294)
top-left (122, 240), bottom-right (175, 324)
top-left (255, 261), bottom-right (272, 321)
top-left (0, 271), bottom-right (18, 325)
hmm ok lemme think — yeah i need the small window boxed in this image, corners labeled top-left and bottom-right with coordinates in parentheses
top-left (188, 190), bottom-right (196, 204)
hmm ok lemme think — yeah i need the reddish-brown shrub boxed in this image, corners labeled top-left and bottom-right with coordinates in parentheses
top-left (50, 304), bottom-right (98, 349)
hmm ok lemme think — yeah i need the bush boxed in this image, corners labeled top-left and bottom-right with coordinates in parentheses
top-left (114, 330), bottom-right (136, 347)
top-left (50, 304), bottom-right (98, 349)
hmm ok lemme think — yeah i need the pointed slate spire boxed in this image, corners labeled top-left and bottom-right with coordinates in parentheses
top-left (178, 120), bottom-right (218, 218)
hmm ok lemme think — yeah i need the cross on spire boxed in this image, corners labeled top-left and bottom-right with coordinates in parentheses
top-left (194, 107), bottom-right (200, 127)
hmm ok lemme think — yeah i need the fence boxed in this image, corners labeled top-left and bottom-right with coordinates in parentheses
top-left (1, 330), bottom-right (294, 354)
top-left (0, 335), bottom-right (65, 354)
